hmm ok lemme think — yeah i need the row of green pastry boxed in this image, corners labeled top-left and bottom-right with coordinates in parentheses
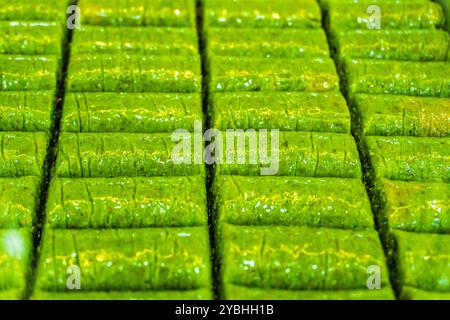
top-left (324, 0), bottom-right (449, 137)
top-left (201, 1), bottom-right (340, 137)
top-left (20, 53), bottom-right (450, 98)
top-left (63, 23), bottom-right (202, 133)
top-left (0, 1), bottom-right (70, 299)
top-left (0, 22), bottom-right (64, 132)
top-left (0, 21), bottom-right (61, 292)
top-left (62, 0), bottom-right (321, 29)
top-left (34, 157), bottom-right (212, 299)
top-left (0, 0), bottom-right (72, 23)
top-left (63, 15), bottom-right (345, 134)
top-left (51, 132), bottom-right (358, 179)
top-left (76, 0), bottom-right (327, 29)
top-left (210, 135), bottom-right (394, 299)
top-left (323, 0), bottom-right (450, 136)
top-left (0, 0), bottom-right (196, 28)
top-left (0, 133), bottom-right (45, 298)
top-left (31, 1), bottom-right (213, 300)
top-left (33, 228), bottom-right (212, 299)
top-left (320, 0), bottom-right (450, 300)
top-left (18, 2), bottom-right (203, 133)
top-left (322, 0), bottom-right (448, 60)
top-left (200, 1), bottom-right (394, 299)
top-left (203, 0), bottom-right (322, 29)
top-left (61, 77), bottom-right (349, 134)
top-left (320, 0), bottom-right (445, 30)
top-left (201, 4), bottom-right (346, 134)
top-left (0, 0), bottom-right (74, 131)
top-left (362, 136), bottom-right (450, 300)
top-left (57, 1), bottom-right (348, 134)
top-left (59, 22), bottom-right (203, 134)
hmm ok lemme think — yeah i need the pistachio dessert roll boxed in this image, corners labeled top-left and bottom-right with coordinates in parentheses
top-left (344, 59), bottom-right (450, 97)
top-left (219, 225), bottom-right (392, 294)
top-left (331, 29), bottom-right (449, 61)
top-left (204, 0), bottom-right (322, 28)
top-left (0, 21), bottom-right (63, 55)
top-left (216, 132), bottom-right (362, 179)
top-left (0, 91), bottom-right (54, 132)
top-left (55, 133), bottom-right (205, 178)
top-left (0, 177), bottom-right (41, 228)
top-left (206, 28), bottom-right (329, 58)
top-left (35, 228), bottom-right (212, 293)
top-left (0, 132), bottom-right (48, 178)
top-left (209, 57), bottom-right (339, 93)
top-left (78, 0), bottom-right (196, 27)
top-left (362, 136), bottom-right (449, 183)
top-left (71, 26), bottom-right (198, 56)
top-left (374, 179), bottom-right (449, 234)
top-left (326, 1), bottom-right (444, 30)
top-left (46, 176), bottom-right (208, 228)
top-left (352, 94), bottom-right (450, 137)
top-left (0, 55), bottom-right (58, 91)
top-left (62, 93), bottom-right (203, 133)
top-left (211, 92), bottom-right (350, 133)
top-left (0, 0), bottom-right (69, 22)
top-left (67, 54), bottom-right (201, 93)
top-left (214, 176), bottom-right (374, 230)
top-left (393, 231), bottom-right (450, 300)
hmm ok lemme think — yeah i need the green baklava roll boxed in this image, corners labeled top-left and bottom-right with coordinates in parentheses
top-left (67, 54), bottom-right (201, 93)
top-left (71, 27), bottom-right (198, 56)
top-left (206, 28), bottom-right (329, 58)
top-left (32, 289), bottom-right (213, 300)
top-left (327, 1), bottom-right (444, 30)
top-left (0, 55), bottom-right (58, 91)
top-left (0, 132), bottom-right (48, 178)
top-left (46, 176), bottom-right (207, 228)
top-left (0, 229), bottom-right (31, 300)
top-left (211, 92), bottom-right (350, 133)
top-left (223, 284), bottom-right (395, 300)
top-left (209, 57), bottom-right (339, 93)
top-left (36, 227), bottom-right (212, 292)
top-left (344, 59), bottom-right (450, 97)
top-left (352, 94), bottom-right (450, 137)
top-left (0, 91), bottom-right (54, 132)
top-left (332, 29), bottom-right (449, 61)
top-left (0, 21), bottom-right (63, 55)
top-left (55, 133), bottom-right (205, 178)
top-left (215, 132), bottom-right (362, 179)
top-left (213, 176), bottom-right (374, 230)
top-left (0, 0), bottom-right (68, 22)
top-left (0, 177), bottom-right (40, 228)
top-left (61, 93), bottom-right (203, 133)
top-left (78, 0), bottom-right (196, 27)
top-left (204, 0), bottom-right (321, 28)
top-left (393, 231), bottom-right (450, 297)
top-left (375, 179), bottom-right (449, 234)
top-left (220, 225), bottom-right (390, 291)
top-left (363, 136), bottom-right (449, 183)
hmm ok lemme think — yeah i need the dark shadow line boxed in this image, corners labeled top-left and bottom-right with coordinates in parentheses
top-left (196, 0), bottom-right (220, 300)
top-left (24, 3), bottom-right (77, 299)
